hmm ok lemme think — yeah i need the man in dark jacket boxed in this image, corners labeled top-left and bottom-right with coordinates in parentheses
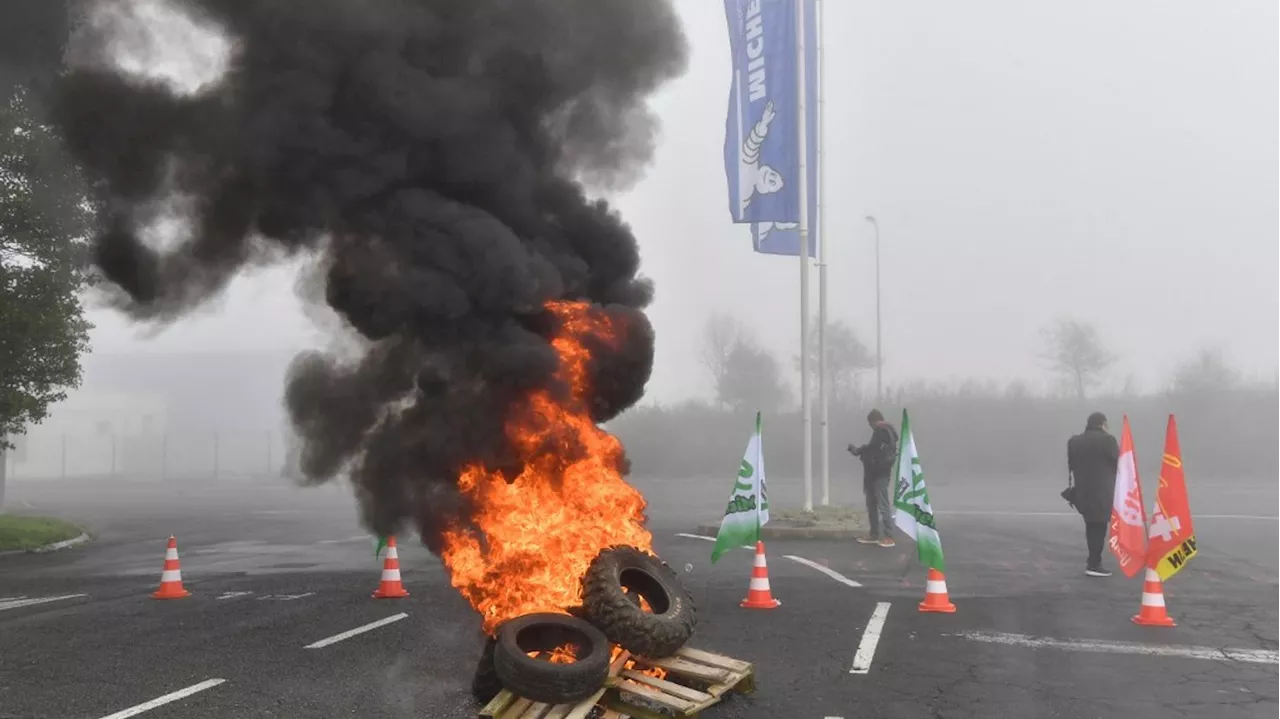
top-left (849, 409), bottom-right (900, 547)
top-left (1067, 412), bottom-right (1120, 577)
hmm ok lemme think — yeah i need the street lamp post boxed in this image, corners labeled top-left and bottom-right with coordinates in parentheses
top-left (0, 434), bottom-right (6, 510)
top-left (864, 216), bottom-right (882, 402)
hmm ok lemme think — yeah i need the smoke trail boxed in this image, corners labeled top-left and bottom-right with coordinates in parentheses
top-left (47, 0), bottom-right (687, 546)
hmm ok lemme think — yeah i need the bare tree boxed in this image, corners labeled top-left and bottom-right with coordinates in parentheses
top-left (795, 318), bottom-right (875, 408)
top-left (700, 313), bottom-right (743, 405)
top-left (1039, 318), bottom-right (1115, 400)
top-left (720, 340), bottom-right (789, 414)
top-left (698, 313), bottom-right (789, 412)
top-left (1170, 348), bottom-right (1238, 396)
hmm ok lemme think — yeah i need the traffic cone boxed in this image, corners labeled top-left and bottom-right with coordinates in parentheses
top-left (151, 536), bottom-right (191, 600)
top-left (1131, 568), bottom-right (1176, 627)
top-left (372, 536), bottom-right (409, 599)
top-left (918, 568), bottom-right (956, 613)
top-left (740, 541), bottom-right (781, 609)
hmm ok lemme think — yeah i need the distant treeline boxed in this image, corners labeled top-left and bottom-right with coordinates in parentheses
top-left (608, 384), bottom-right (1278, 482)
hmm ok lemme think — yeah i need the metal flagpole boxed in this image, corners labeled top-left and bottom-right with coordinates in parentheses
top-left (796, 0), bottom-right (813, 513)
top-left (816, 0), bottom-right (829, 507)
top-left (755, 411), bottom-right (763, 533)
top-left (864, 215), bottom-right (882, 401)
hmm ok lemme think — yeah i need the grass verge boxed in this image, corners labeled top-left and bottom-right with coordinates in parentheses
top-left (774, 505), bottom-right (863, 524)
top-left (0, 514), bottom-right (84, 552)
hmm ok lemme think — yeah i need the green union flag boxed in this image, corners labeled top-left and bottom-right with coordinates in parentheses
top-left (712, 412), bottom-right (770, 564)
top-left (893, 410), bottom-right (945, 572)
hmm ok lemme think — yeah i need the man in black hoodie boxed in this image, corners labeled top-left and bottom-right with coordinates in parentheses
top-left (849, 409), bottom-right (900, 547)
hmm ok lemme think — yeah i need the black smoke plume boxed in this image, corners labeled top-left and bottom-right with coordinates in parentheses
top-left (46, 0), bottom-right (687, 547)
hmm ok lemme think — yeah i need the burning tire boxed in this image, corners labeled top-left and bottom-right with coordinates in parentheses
top-left (471, 636), bottom-right (502, 704)
top-left (492, 613), bottom-right (611, 704)
top-left (581, 545), bottom-right (696, 658)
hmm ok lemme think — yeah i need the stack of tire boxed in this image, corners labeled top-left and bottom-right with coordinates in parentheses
top-left (472, 545), bottom-right (698, 705)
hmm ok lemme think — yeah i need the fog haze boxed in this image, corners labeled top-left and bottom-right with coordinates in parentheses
top-left (77, 0), bottom-right (1277, 412)
top-left (1, 9), bottom-right (1274, 716)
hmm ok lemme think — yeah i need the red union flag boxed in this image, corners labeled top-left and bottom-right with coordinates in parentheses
top-left (1147, 415), bottom-right (1198, 580)
top-left (1108, 415), bottom-right (1147, 577)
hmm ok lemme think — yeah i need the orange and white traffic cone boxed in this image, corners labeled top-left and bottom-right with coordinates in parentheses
top-left (1131, 568), bottom-right (1176, 627)
top-left (151, 535), bottom-right (191, 600)
top-left (740, 541), bottom-right (781, 609)
top-left (372, 536), bottom-right (409, 599)
top-left (918, 568), bottom-right (956, 613)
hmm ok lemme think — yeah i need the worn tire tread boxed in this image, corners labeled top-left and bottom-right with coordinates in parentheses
top-left (492, 614), bottom-right (609, 705)
top-left (581, 545), bottom-right (697, 658)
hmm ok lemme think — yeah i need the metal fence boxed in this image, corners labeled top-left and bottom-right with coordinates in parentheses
top-left (4, 430), bottom-right (286, 482)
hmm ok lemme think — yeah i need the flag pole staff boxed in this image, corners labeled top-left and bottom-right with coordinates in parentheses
top-left (816, 0), bottom-right (829, 506)
top-left (755, 411), bottom-right (764, 533)
top-left (796, 0), bottom-right (813, 513)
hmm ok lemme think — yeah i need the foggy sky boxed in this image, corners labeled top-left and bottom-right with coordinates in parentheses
top-left (85, 0), bottom-right (1279, 403)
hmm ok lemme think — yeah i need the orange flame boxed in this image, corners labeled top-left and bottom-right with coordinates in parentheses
top-left (528, 645), bottom-right (667, 680)
top-left (614, 646), bottom-right (668, 680)
top-left (528, 643), bottom-right (578, 664)
top-left (440, 301), bottom-right (653, 635)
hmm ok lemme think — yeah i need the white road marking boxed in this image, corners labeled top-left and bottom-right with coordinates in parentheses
top-left (305, 613), bottom-right (409, 649)
top-left (850, 602), bottom-right (891, 674)
top-left (318, 535), bottom-right (370, 545)
top-left (216, 591), bottom-right (254, 600)
top-left (784, 555), bottom-right (862, 587)
top-left (97, 678), bottom-right (226, 719)
top-left (32, 532), bottom-right (90, 553)
top-left (257, 592), bottom-right (315, 601)
top-left (673, 533), bottom-right (752, 549)
top-left (956, 632), bottom-right (1280, 665)
top-left (0, 594), bottom-right (87, 612)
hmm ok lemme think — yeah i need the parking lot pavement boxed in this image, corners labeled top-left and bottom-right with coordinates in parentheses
top-left (2, 478), bottom-right (1275, 718)
top-left (0, 569), bottom-right (471, 719)
top-left (661, 527), bottom-right (1278, 719)
top-left (0, 525), bottom-right (880, 719)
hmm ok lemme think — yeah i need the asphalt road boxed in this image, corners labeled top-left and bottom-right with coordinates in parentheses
top-left (1, 474), bottom-right (1275, 719)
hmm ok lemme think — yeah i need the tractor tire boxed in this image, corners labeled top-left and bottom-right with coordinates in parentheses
top-left (492, 613), bottom-right (611, 704)
top-left (580, 545), bottom-right (696, 658)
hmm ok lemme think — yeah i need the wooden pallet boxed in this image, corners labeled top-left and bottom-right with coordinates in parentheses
top-left (479, 645), bottom-right (755, 719)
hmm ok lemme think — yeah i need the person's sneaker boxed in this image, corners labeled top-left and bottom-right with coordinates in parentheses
top-left (1085, 567), bottom-right (1112, 577)
top-left (855, 536), bottom-right (879, 544)
top-left (878, 537), bottom-right (896, 548)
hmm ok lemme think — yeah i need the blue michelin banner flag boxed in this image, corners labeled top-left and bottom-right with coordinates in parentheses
top-left (722, 0), bottom-right (818, 258)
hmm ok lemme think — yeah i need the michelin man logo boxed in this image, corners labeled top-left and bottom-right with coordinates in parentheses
top-left (740, 100), bottom-right (796, 243)
top-left (754, 220), bottom-right (799, 244)
top-left (740, 100), bottom-right (786, 216)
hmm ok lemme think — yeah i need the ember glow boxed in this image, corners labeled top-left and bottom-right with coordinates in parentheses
top-left (441, 301), bottom-right (653, 635)
top-left (528, 644), bottom-right (578, 665)
top-left (529, 645), bottom-right (667, 680)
